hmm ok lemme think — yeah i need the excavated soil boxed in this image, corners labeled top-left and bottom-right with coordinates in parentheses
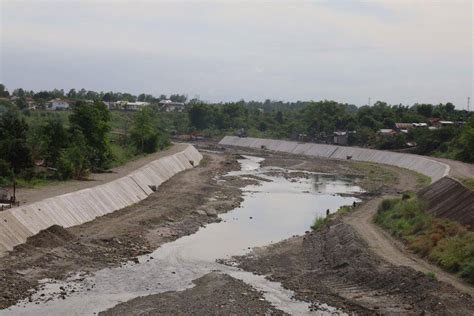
top-left (16, 225), bottom-right (76, 249)
top-left (235, 222), bottom-right (474, 315)
top-left (0, 152), bottom-right (245, 309)
top-left (2, 143), bottom-right (472, 315)
top-left (99, 272), bottom-right (286, 316)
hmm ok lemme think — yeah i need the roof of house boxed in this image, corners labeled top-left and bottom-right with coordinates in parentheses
top-left (412, 123), bottom-right (428, 127)
top-left (395, 123), bottom-right (414, 129)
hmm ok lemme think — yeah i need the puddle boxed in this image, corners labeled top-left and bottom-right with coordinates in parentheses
top-left (4, 156), bottom-right (359, 315)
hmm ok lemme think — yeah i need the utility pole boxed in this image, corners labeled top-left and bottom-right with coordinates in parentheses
top-left (368, 97), bottom-right (371, 107)
top-left (468, 97), bottom-right (471, 112)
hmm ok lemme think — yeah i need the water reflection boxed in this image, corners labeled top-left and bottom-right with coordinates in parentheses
top-left (5, 156), bottom-right (359, 316)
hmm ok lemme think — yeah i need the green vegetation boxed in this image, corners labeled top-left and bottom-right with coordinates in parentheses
top-left (461, 179), bottom-right (474, 190)
top-left (425, 271), bottom-right (437, 280)
top-left (0, 98), bottom-right (170, 188)
top-left (375, 196), bottom-right (474, 283)
top-left (311, 205), bottom-right (353, 231)
top-left (416, 173), bottom-right (432, 187)
top-left (351, 162), bottom-right (398, 192)
top-left (1, 84), bottom-right (473, 189)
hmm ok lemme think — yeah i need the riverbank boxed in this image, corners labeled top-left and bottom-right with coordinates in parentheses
top-left (2, 144), bottom-right (472, 314)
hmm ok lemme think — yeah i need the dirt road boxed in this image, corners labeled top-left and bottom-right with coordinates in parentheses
top-left (16, 143), bottom-right (189, 205)
top-left (343, 197), bottom-right (474, 297)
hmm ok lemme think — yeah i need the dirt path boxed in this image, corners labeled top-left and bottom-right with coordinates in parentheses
top-left (343, 197), bottom-right (474, 297)
top-left (15, 143), bottom-right (189, 205)
top-left (430, 156), bottom-right (474, 179)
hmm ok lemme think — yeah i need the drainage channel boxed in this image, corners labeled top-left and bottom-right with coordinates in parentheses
top-left (5, 155), bottom-right (362, 315)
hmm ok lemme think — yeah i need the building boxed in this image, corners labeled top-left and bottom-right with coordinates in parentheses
top-left (333, 131), bottom-right (348, 145)
top-left (159, 99), bottom-right (186, 112)
top-left (378, 129), bottom-right (396, 136)
top-left (123, 101), bottom-right (149, 111)
top-left (49, 99), bottom-right (70, 110)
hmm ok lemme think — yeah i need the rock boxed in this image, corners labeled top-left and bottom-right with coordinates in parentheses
top-left (205, 209), bottom-right (218, 217)
top-left (194, 210), bottom-right (207, 216)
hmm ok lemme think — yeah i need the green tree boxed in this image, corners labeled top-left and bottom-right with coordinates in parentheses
top-left (188, 104), bottom-right (214, 130)
top-left (69, 101), bottom-right (112, 169)
top-left (0, 84), bottom-right (9, 97)
top-left (0, 110), bottom-right (33, 174)
top-left (130, 107), bottom-right (168, 153)
top-left (456, 116), bottom-right (474, 162)
top-left (40, 118), bottom-right (69, 167)
top-left (57, 131), bottom-right (91, 179)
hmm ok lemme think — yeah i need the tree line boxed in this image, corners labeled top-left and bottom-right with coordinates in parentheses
top-left (185, 100), bottom-right (473, 162)
top-left (0, 98), bottom-right (169, 189)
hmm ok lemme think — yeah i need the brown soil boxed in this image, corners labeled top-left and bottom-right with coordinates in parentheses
top-left (235, 222), bottom-right (474, 315)
top-left (99, 272), bottom-right (286, 316)
top-left (344, 197), bottom-right (474, 297)
top-left (17, 225), bottom-right (75, 249)
top-left (2, 143), bottom-right (473, 314)
top-left (0, 152), bottom-right (245, 309)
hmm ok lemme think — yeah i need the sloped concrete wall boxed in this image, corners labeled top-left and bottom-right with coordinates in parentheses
top-left (418, 177), bottom-right (474, 227)
top-left (219, 136), bottom-right (450, 181)
top-left (0, 145), bottom-right (203, 255)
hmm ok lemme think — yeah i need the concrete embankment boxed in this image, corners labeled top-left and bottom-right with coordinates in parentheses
top-left (219, 136), bottom-right (449, 181)
top-left (0, 145), bottom-right (203, 255)
top-left (418, 177), bottom-right (474, 227)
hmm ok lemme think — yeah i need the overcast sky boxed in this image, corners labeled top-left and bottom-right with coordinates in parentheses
top-left (0, 0), bottom-right (472, 108)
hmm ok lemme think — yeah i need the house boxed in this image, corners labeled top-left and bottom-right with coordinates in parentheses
top-left (378, 129), bottom-right (396, 136)
top-left (333, 131), bottom-right (348, 145)
top-left (123, 101), bottom-right (149, 111)
top-left (395, 123), bottom-right (414, 133)
top-left (112, 101), bottom-right (149, 111)
top-left (428, 118), bottom-right (441, 126)
top-left (439, 121), bottom-right (454, 127)
top-left (159, 99), bottom-right (186, 112)
top-left (49, 99), bottom-right (70, 110)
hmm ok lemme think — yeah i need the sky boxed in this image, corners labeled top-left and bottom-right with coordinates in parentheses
top-left (0, 0), bottom-right (472, 108)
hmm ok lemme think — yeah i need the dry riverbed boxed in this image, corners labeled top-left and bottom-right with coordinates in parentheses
top-left (2, 144), bottom-right (472, 315)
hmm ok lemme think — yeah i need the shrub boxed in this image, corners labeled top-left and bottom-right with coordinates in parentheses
top-left (374, 196), bottom-right (474, 284)
top-left (311, 217), bottom-right (329, 231)
top-left (425, 271), bottom-right (437, 280)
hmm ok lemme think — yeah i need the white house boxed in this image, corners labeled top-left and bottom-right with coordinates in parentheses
top-left (50, 99), bottom-right (70, 110)
top-left (159, 99), bottom-right (185, 112)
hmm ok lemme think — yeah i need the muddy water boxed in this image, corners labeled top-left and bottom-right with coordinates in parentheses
top-left (5, 156), bottom-right (361, 315)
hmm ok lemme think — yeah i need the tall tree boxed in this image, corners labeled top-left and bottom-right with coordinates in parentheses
top-left (130, 107), bottom-right (167, 153)
top-left (0, 110), bottom-right (32, 174)
top-left (69, 101), bottom-right (112, 169)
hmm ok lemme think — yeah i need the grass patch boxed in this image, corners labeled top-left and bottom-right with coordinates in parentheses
top-left (351, 162), bottom-right (398, 192)
top-left (311, 205), bottom-right (355, 231)
top-left (425, 271), bottom-right (437, 280)
top-left (108, 143), bottom-right (139, 168)
top-left (461, 178), bottom-right (474, 190)
top-left (375, 196), bottom-right (474, 283)
top-left (415, 173), bottom-right (431, 188)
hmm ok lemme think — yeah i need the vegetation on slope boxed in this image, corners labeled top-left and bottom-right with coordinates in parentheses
top-left (375, 196), bottom-right (474, 283)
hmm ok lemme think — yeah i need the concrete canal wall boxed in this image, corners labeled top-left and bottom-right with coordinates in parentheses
top-left (219, 136), bottom-right (450, 181)
top-left (0, 145), bottom-right (203, 255)
top-left (418, 177), bottom-right (474, 228)
top-left (220, 136), bottom-right (474, 227)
